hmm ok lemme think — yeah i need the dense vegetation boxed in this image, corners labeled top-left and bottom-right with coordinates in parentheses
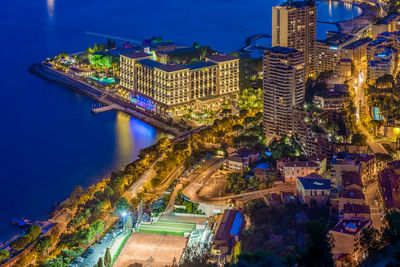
top-left (238, 200), bottom-right (334, 267)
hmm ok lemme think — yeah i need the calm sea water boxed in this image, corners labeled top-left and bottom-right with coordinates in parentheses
top-left (0, 0), bottom-right (361, 241)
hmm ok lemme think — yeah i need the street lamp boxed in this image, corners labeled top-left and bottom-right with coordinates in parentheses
top-left (120, 211), bottom-right (128, 233)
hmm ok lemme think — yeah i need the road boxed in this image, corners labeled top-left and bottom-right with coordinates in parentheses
top-left (365, 181), bottom-right (384, 230)
top-left (181, 157), bottom-right (225, 204)
top-left (182, 156), bottom-right (296, 205)
top-left (353, 70), bottom-right (387, 154)
top-left (123, 157), bottom-right (164, 201)
top-left (357, 119), bottom-right (388, 154)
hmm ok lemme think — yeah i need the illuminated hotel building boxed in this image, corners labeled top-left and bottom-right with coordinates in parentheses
top-left (119, 51), bottom-right (239, 115)
top-left (263, 47), bottom-right (305, 140)
top-left (272, 1), bottom-right (316, 78)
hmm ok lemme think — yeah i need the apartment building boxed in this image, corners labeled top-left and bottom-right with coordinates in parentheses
top-left (316, 32), bottom-right (354, 75)
top-left (272, 1), bottom-right (316, 78)
top-left (340, 37), bottom-right (372, 74)
top-left (367, 48), bottom-right (397, 84)
top-left (263, 47), bottom-right (305, 140)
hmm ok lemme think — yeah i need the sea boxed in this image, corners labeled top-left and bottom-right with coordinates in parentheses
top-left (0, 0), bottom-right (361, 241)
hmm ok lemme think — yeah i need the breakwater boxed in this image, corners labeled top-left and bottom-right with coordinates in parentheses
top-left (29, 63), bottom-right (183, 136)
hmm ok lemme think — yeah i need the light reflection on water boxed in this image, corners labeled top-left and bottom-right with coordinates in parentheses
top-left (47, 0), bottom-right (54, 20)
top-left (115, 112), bottom-right (134, 162)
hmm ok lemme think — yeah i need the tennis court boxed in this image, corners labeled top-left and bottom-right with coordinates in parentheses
top-left (113, 232), bottom-right (188, 267)
top-left (137, 220), bottom-right (196, 236)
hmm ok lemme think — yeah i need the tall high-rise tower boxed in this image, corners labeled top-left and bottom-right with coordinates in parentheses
top-left (272, 1), bottom-right (316, 78)
top-left (263, 47), bottom-right (305, 140)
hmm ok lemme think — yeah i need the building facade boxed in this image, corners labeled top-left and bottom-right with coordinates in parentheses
top-left (297, 175), bottom-right (331, 206)
top-left (119, 52), bottom-right (239, 116)
top-left (316, 33), bottom-right (355, 75)
top-left (272, 1), bottom-right (317, 78)
top-left (263, 47), bottom-right (305, 140)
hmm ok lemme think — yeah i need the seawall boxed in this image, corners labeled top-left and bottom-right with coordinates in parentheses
top-left (29, 63), bottom-right (183, 136)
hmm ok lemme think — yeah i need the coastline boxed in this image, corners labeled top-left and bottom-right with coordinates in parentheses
top-left (334, 0), bottom-right (378, 35)
top-left (29, 63), bottom-right (184, 136)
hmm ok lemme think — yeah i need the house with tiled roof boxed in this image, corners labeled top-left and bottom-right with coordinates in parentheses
top-left (338, 189), bottom-right (366, 211)
top-left (378, 164), bottom-right (400, 210)
top-left (279, 159), bottom-right (319, 183)
top-left (297, 175), bottom-right (331, 206)
top-left (342, 171), bottom-right (363, 192)
top-left (330, 219), bottom-right (372, 261)
top-left (342, 203), bottom-right (371, 220)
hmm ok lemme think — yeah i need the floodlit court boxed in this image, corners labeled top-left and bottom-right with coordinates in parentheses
top-left (113, 232), bottom-right (188, 267)
top-left (137, 220), bottom-right (196, 236)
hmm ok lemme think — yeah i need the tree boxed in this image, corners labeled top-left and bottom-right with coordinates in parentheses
top-left (368, 120), bottom-right (382, 136)
top-left (298, 218), bottom-right (334, 267)
top-left (104, 247), bottom-right (112, 267)
top-left (36, 236), bottom-right (51, 254)
top-left (0, 249), bottom-right (9, 262)
top-left (10, 235), bottom-right (31, 251)
top-left (351, 133), bottom-right (367, 146)
top-left (115, 198), bottom-right (131, 214)
top-left (150, 177), bottom-right (161, 187)
top-left (383, 209), bottom-right (400, 245)
top-left (232, 124), bottom-right (244, 136)
top-left (91, 220), bottom-right (104, 240)
top-left (376, 74), bottom-right (394, 89)
top-left (57, 52), bottom-right (68, 59)
top-left (97, 257), bottom-right (104, 267)
top-left (360, 226), bottom-right (383, 258)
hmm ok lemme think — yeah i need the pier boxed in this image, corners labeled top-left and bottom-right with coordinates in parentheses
top-left (92, 104), bottom-right (119, 114)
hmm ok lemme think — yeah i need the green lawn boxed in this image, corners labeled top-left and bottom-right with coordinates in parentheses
top-left (137, 220), bottom-right (196, 236)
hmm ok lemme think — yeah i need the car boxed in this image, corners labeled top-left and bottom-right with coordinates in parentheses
top-left (87, 248), bottom-right (94, 254)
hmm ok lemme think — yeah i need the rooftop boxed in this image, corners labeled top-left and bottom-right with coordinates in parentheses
top-left (280, 0), bottom-right (316, 8)
top-left (309, 154), bottom-right (327, 162)
top-left (298, 176), bottom-right (330, 190)
top-left (379, 166), bottom-right (400, 209)
top-left (215, 210), bottom-right (244, 242)
top-left (283, 160), bottom-right (318, 168)
top-left (206, 54), bottom-right (238, 62)
top-left (342, 38), bottom-right (372, 51)
top-left (318, 33), bottom-right (354, 47)
top-left (186, 61), bottom-right (217, 70)
top-left (378, 31), bottom-right (400, 38)
top-left (331, 152), bottom-right (374, 165)
top-left (342, 171), bottom-right (363, 188)
top-left (314, 89), bottom-right (349, 99)
top-left (339, 189), bottom-right (365, 200)
top-left (156, 63), bottom-right (188, 72)
top-left (330, 219), bottom-right (371, 235)
top-left (343, 203), bottom-right (371, 216)
top-left (137, 59), bottom-right (163, 69)
top-left (266, 46), bottom-right (299, 55)
top-left (121, 51), bottom-right (151, 59)
top-left (368, 37), bottom-right (390, 47)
